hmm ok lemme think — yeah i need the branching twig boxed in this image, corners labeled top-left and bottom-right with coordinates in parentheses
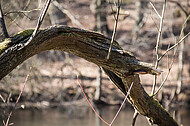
top-left (158, 15), bottom-right (190, 62)
top-left (6, 16), bottom-right (24, 29)
top-left (153, 43), bottom-right (177, 96)
top-left (108, 0), bottom-right (116, 20)
top-left (107, 0), bottom-right (121, 60)
top-left (23, 0), bottom-right (51, 47)
top-left (0, 1), bottom-right (9, 38)
top-left (151, 0), bottom-right (166, 95)
top-left (7, 0), bottom-right (31, 30)
top-left (152, 2), bottom-right (190, 96)
top-left (3, 69), bottom-right (31, 126)
top-left (7, 10), bottom-right (37, 22)
top-left (149, 1), bottom-right (161, 19)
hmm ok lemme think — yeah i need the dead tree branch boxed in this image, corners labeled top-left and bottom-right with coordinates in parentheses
top-left (0, 26), bottom-right (178, 126)
top-left (154, 44), bottom-right (177, 96)
top-left (152, 0), bottom-right (166, 95)
top-left (107, 0), bottom-right (121, 60)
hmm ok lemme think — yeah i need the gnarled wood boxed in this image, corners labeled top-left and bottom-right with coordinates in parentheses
top-left (0, 25), bottom-right (178, 126)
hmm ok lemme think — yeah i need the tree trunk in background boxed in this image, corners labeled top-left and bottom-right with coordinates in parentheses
top-left (177, 35), bottom-right (184, 94)
top-left (94, 68), bottom-right (103, 101)
top-left (91, 0), bottom-right (109, 101)
top-left (132, 0), bottom-right (147, 43)
top-left (91, 0), bottom-right (110, 36)
top-left (177, 21), bottom-right (190, 94)
top-left (176, 1), bottom-right (190, 94)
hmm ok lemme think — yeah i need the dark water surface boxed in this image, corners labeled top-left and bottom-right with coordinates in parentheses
top-left (3, 105), bottom-right (190, 126)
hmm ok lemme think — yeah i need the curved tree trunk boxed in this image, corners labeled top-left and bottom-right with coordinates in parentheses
top-left (0, 26), bottom-right (178, 126)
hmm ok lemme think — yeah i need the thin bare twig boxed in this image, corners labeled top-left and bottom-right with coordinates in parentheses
top-left (107, 0), bottom-right (121, 60)
top-left (7, 0), bottom-right (31, 30)
top-left (108, 0), bottom-right (116, 20)
top-left (168, 0), bottom-right (189, 16)
top-left (149, 1), bottom-right (161, 19)
top-left (23, 0), bottom-right (51, 47)
top-left (179, 15), bottom-right (190, 39)
top-left (151, 0), bottom-right (166, 95)
top-left (158, 15), bottom-right (190, 62)
top-left (3, 69), bottom-right (31, 126)
top-left (78, 75), bottom-right (133, 126)
top-left (150, 14), bottom-right (159, 32)
top-left (52, 0), bottom-right (84, 28)
top-left (0, 1), bottom-right (9, 38)
top-left (154, 43), bottom-right (177, 96)
top-left (153, 14), bottom-right (190, 96)
top-left (155, 0), bottom-right (166, 71)
top-left (7, 10), bottom-right (37, 21)
top-left (0, 94), bottom-right (5, 103)
top-left (20, 12), bottom-right (36, 20)
top-left (153, 10), bottom-right (190, 96)
top-left (4, 8), bottom-right (40, 16)
top-left (109, 82), bottom-right (133, 126)
top-left (6, 16), bottom-right (25, 29)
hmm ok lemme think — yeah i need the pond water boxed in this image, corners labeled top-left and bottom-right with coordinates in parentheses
top-left (2, 105), bottom-right (190, 126)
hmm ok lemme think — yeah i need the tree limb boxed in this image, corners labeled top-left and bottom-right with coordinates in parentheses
top-left (0, 26), bottom-right (177, 126)
top-left (24, 0), bottom-right (51, 47)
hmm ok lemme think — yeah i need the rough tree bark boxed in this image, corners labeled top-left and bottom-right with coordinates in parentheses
top-left (0, 26), bottom-right (178, 126)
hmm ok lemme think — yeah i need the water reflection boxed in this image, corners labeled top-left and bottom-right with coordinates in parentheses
top-left (3, 106), bottom-right (190, 126)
